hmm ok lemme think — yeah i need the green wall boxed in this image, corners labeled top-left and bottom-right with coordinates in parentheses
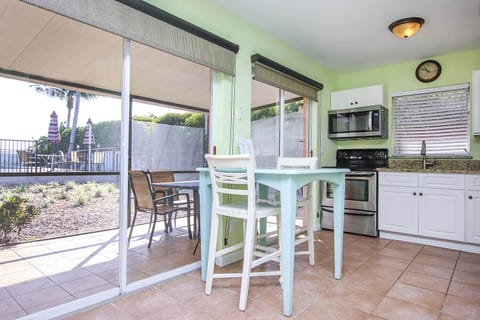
top-left (326, 49), bottom-right (480, 162)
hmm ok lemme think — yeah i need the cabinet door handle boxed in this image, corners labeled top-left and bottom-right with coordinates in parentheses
top-left (413, 192), bottom-right (417, 196)
top-left (469, 195), bottom-right (473, 200)
top-left (419, 192), bottom-right (423, 196)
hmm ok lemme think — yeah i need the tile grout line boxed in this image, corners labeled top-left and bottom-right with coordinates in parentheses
top-left (369, 241), bottom-right (426, 317)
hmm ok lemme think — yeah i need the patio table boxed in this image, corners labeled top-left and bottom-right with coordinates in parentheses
top-left (151, 180), bottom-right (200, 239)
top-left (197, 167), bottom-right (349, 316)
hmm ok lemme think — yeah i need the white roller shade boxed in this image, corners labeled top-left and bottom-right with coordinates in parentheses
top-left (393, 84), bottom-right (470, 157)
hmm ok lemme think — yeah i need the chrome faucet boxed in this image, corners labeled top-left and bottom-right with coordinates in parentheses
top-left (420, 140), bottom-right (435, 169)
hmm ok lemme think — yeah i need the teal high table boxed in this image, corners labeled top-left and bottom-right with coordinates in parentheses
top-left (197, 167), bottom-right (349, 317)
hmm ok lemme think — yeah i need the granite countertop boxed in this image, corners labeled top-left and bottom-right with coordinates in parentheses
top-left (377, 167), bottom-right (480, 174)
top-left (378, 159), bottom-right (480, 175)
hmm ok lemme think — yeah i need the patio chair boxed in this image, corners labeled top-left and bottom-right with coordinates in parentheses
top-left (55, 151), bottom-right (66, 170)
top-left (128, 170), bottom-right (190, 248)
top-left (69, 151), bottom-right (84, 170)
top-left (92, 151), bottom-right (105, 171)
top-left (204, 154), bottom-right (281, 311)
top-left (146, 170), bottom-right (194, 237)
top-left (17, 150), bottom-right (36, 167)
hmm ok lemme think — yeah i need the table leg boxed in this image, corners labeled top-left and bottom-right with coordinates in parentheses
top-left (199, 173), bottom-right (212, 281)
top-left (332, 179), bottom-right (345, 280)
top-left (279, 180), bottom-right (297, 317)
top-left (193, 189), bottom-right (200, 239)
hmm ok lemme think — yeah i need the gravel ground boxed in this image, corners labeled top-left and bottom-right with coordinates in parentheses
top-left (0, 182), bottom-right (125, 244)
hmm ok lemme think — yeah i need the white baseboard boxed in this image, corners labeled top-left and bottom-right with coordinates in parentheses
top-left (215, 248), bottom-right (244, 267)
top-left (380, 231), bottom-right (480, 254)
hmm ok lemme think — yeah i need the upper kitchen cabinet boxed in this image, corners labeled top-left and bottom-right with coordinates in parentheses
top-left (473, 70), bottom-right (480, 135)
top-left (331, 84), bottom-right (385, 110)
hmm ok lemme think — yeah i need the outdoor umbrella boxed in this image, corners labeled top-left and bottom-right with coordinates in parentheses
top-left (48, 111), bottom-right (60, 153)
top-left (83, 118), bottom-right (95, 145)
top-left (48, 111), bottom-right (60, 143)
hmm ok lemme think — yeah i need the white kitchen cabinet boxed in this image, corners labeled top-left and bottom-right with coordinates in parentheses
top-left (466, 175), bottom-right (480, 244)
top-left (418, 188), bottom-right (465, 241)
top-left (379, 172), bottom-right (465, 241)
top-left (379, 185), bottom-right (418, 234)
top-left (331, 84), bottom-right (384, 110)
top-left (473, 70), bottom-right (480, 135)
top-left (379, 172), bottom-right (418, 234)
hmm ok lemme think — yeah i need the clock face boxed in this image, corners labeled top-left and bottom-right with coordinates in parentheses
top-left (415, 60), bottom-right (441, 82)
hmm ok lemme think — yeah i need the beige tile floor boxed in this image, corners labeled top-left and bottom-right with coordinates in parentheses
top-left (0, 221), bottom-right (199, 319)
top-left (64, 230), bottom-right (480, 320)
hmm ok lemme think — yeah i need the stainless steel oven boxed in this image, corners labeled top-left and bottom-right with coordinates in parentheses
top-left (322, 171), bottom-right (377, 212)
top-left (320, 149), bottom-right (388, 237)
top-left (321, 171), bottom-right (378, 236)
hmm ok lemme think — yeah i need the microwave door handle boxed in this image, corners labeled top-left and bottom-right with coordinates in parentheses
top-left (368, 111), bottom-right (373, 131)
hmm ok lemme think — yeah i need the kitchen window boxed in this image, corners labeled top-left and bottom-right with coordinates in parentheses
top-left (392, 83), bottom-right (470, 157)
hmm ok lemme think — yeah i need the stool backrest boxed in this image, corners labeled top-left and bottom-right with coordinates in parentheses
top-left (277, 157), bottom-right (318, 170)
top-left (205, 154), bottom-right (256, 216)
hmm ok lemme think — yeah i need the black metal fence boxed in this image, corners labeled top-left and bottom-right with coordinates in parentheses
top-left (0, 139), bottom-right (120, 174)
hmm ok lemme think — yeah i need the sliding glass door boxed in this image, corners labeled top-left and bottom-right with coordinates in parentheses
top-left (251, 79), bottom-right (311, 166)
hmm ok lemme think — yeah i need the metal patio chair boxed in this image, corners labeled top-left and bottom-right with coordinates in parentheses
top-left (128, 170), bottom-right (190, 248)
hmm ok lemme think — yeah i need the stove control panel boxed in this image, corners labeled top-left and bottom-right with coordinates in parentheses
top-left (336, 148), bottom-right (388, 170)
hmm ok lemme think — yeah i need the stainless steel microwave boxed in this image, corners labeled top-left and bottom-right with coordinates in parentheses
top-left (328, 105), bottom-right (388, 139)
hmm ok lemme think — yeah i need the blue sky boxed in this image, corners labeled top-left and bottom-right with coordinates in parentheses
top-left (0, 77), bottom-right (180, 140)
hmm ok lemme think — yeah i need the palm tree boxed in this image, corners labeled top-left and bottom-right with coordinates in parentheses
top-left (32, 86), bottom-right (96, 128)
top-left (32, 85), bottom-right (96, 152)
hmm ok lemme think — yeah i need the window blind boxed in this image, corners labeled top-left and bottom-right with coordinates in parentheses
top-left (22, 0), bottom-right (238, 75)
top-left (393, 84), bottom-right (470, 157)
top-left (251, 54), bottom-right (323, 101)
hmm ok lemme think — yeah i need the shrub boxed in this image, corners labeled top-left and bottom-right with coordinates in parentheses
top-left (34, 184), bottom-right (45, 193)
top-left (94, 189), bottom-right (102, 198)
top-left (65, 181), bottom-right (76, 191)
top-left (0, 195), bottom-right (37, 242)
top-left (106, 183), bottom-right (116, 193)
top-left (83, 181), bottom-right (96, 192)
top-left (48, 182), bottom-right (60, 188)
top-left (76, 194), bottom-right (87, 206)
top-left (15, 185), bottom-right (26, 193)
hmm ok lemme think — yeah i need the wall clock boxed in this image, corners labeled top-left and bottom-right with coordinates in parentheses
top-left (415, 60), bottom-right (442, 83)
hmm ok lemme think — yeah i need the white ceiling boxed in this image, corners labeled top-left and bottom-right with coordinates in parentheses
top-left (211, 0), bottom-right (480, 73)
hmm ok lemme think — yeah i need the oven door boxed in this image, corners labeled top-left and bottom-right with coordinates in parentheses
top-left (321, 171), bottom-right (377, 212)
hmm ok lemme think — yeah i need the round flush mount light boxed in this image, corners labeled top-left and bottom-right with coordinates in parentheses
top-left (388, 17), bottom-right (425, 39)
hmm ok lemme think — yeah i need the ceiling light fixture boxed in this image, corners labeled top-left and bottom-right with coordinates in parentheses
top-left (388, 17), bottom-right (425, 39)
